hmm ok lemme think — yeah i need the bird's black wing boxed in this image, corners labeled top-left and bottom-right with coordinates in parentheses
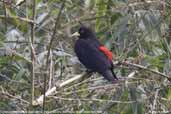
top-left (74, 38), bottom-right (111, 72)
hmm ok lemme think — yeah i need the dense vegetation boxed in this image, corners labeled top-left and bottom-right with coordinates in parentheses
top-left (0, 0), bottom-right (171, 113)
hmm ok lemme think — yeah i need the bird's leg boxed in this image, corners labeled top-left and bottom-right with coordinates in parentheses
top-left (112, 77), bottom-right (126, 84)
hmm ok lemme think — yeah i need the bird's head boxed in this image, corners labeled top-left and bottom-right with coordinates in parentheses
top-left (72, 25), bottom-right (95, 39)
top-left (78, 26), bottom-right (95, 39)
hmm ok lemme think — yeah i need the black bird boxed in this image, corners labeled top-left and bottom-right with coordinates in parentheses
top-left (73, 25), bottom-right (118, 82)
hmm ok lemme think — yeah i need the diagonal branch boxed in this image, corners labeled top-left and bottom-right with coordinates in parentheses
top-left (117, 61), bottom-right (171, 80)
top-left (43, 0), bottom-right (66, 111)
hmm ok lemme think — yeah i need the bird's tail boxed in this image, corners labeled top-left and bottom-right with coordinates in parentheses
top-left (111, 62), bottom-right (118, 80)
top-left (100, 70), bottom-right (118, 82)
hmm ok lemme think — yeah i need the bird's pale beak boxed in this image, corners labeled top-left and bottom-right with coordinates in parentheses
top-left (71, 32), bottom-right (80, 37)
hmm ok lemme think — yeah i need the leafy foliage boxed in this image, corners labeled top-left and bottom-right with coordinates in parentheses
top-left (0, 0), bottom-right (171, 113)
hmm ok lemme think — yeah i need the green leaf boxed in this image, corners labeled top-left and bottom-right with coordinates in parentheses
top-left (167, 88), bottom-right (171, 100)
top-left (15, 69), bottom-right (25, 81)
top-left (12, 52), bottom-right (32, 64)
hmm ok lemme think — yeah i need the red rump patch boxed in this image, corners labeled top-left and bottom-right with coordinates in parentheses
top-left (99, 46), bottom-right (113, 61)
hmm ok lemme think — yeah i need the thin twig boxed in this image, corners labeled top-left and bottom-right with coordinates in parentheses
top-left (30, 0), bottom-right (36, 105)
